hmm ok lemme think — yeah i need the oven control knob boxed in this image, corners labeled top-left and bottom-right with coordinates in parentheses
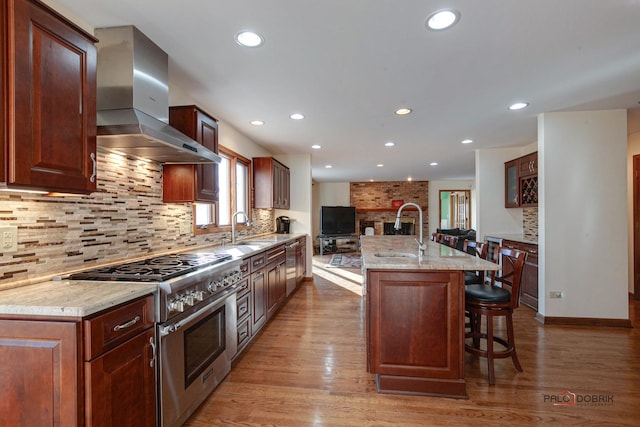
top-left (184, 294), bottom-right (195, 306)
top-left (193, 291), bottom-right (204, 301)
top-left (169, 299), bottom-right (185, 313)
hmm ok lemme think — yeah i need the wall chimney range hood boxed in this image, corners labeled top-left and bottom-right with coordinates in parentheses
top-left (95, 26), bottom-right (220, 164)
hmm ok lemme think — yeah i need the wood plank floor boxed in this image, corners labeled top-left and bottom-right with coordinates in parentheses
top-left (184, 254), bottom-right (640, 426)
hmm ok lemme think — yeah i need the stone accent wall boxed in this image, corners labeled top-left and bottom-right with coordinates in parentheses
top-left (0, 149), bottom-right (273, 290)
top-left (350, 181), bottom-right (429, 237)
top-left (523, 207), bottom-right (538, 239)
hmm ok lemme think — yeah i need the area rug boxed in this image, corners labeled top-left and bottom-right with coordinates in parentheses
top-left (327, 254), bottom-right (362, 268)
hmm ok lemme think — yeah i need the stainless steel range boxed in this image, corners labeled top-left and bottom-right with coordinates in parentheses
top-left (70, 252), bottom-right (244, 427)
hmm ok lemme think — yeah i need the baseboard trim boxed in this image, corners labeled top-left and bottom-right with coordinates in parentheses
top-left (535, 313), bottom-right (632, 328)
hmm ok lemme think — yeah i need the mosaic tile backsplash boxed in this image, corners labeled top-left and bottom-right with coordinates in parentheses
top-left (0, 150), bottom-right (273, 290)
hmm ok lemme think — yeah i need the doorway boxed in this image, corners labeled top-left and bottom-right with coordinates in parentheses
top-left (634, 155), bottom-right (640, 300)
top-left (439, 190), bottom-right (471, 229)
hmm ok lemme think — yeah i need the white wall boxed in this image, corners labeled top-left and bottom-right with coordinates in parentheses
top-left (475, 147), bottom-right (525, 240)
top-left (539, 110), bottom-right (628, 319)
top-left (428, 180), bottom-right (475, 236)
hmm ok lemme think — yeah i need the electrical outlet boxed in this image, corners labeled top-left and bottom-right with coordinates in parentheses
top-left (549, 291), bottom-right (563, 299)
top-left (0, 226), bottom-right (18, 253)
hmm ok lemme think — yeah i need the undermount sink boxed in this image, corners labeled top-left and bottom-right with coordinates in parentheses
top-left (374, 252), bottom-right (418, 258)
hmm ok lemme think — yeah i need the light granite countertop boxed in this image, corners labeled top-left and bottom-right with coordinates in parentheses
top-left (485, 234), bottom-right (538, 245)
top-left (0, 280), bottom-right (157, 318)
top-left (360, 236), bottom-right (501, 271)
top-left (0, 233), bottom-right (305, 319)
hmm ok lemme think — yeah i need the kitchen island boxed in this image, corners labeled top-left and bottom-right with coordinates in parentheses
top-left (361, 235), bottom-right (500, 398)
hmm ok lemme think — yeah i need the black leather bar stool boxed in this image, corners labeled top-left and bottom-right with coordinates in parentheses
top-left (465, 246), bottom-right (527, 385)
top-left (462, 240), bottom-right (489, 285)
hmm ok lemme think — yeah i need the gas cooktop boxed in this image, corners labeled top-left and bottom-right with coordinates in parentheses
top-left (69, 253), bottom-right (233, 282)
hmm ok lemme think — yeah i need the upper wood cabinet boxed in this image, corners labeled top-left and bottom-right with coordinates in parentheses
top-left (163, 105), bottom-right (219, 203)
top-left (505, 151), bottom-right (538, 208)
top-left (253, 157), bottom-right (290, 209)
top-left (1, 0), bottom-right (97, 193)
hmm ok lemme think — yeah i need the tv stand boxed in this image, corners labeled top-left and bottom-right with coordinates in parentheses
top-left (317, 235), bottom-right (360, 256)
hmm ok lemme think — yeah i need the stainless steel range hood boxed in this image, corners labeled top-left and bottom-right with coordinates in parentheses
top-left (95, 26), bottom-right (220, 164)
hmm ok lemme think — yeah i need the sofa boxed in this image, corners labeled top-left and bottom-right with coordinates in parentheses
top-left (436, 228), bottom-right (476, 251)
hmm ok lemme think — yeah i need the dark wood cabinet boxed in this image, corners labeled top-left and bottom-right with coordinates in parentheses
top-left (83, 295), bottom-right (156, 427)
top-left (505, 151), bottom-right (538, 208)
top-left (250, 252), bottom-right (267, 335)
top-left (266, 245), bottom-right (286, 319)
top-left (0, 319), bottom-right (82, 426)
top-left (366, 269), bottom-right (466, 397)
top-left (163, 105), bottom-right (219, 202)
top-left (1, 0), bottom-right (97, 194)
top-left (253, 157), bottom-right (290, 209)
top-left (502, 239), bottom-right (539, 310)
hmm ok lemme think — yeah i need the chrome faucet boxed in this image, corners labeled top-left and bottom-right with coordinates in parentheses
top-left (394, 202), bottom-right (425, 256)
top-left (231, 211), bottom-right (250, 244)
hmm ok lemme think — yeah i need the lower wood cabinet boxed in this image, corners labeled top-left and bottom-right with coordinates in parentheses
top-left (250, 253), bottom-right (268, 336)
top-left (295, 236), bottom-right (307, 286)
top-left (266, 253), bottom-right (286, 320)
top-left (502, 239), bottom-right (539, 310)
top-left (366, 269), bottom-right (467, 398)
top-left (0, 294), bottom-right (156, 427)
top-left (0, 319), bottom-right (82, 426)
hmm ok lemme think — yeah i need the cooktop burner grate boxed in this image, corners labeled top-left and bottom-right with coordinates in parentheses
top-left (70, 253), bottom-right (233, 282)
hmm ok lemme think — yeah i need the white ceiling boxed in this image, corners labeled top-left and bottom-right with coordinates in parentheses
top-left (53, 0), bottom-right (640, 182)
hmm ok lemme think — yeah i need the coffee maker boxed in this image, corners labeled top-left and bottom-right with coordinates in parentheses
top-left (276, 216), bottom-right (291, 234)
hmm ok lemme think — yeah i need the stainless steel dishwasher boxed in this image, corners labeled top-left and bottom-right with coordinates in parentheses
top-left (285, 240), bottom-right (300, 296)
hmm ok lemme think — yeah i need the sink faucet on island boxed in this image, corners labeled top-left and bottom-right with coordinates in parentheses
top-left (393, 202), bottom-right (425, 257)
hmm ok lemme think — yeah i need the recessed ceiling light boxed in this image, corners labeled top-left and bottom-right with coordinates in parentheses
top-left (395, 108), bottom-right (412, 116)
top-left (311, 144), bottom-right (321, 149)
top-left (461, 139), bottom-right (473, 144)
top-left (369, 179), bottom-right (374, 182)
top-left (508, 102), bottom-right (529, 110)
top-left (250, 120), bottom-right (264, 126)
top-left (384, 141), bottom-right (395, 147)
top-left (430, 162), bottom-right (438, 166)
top-left (426, 9), bottom-right (460, 31)
top-left (377, 164), bottom-right (384, 168)
top-left (325, 164), bottom-right (332, 168)
top-left (235, 31), bottom-right (263, 47)
top-left (290, 113), bottom-right (305, 120)
top-left (407, 177), bottom-right (413, 182)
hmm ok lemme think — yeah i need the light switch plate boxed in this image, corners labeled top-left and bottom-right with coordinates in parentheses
top-left (549, 291), bottom-right (563, 299)
top-left (0, 226), bottom-right (18, 253)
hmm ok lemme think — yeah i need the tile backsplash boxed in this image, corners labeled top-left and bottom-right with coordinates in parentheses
top-left (523, 207), bottom-right (538, 239)
top-left (0, 149), bottom-right (272, 290)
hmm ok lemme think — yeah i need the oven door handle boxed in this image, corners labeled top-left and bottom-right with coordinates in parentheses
top-left (158, 292), bottom-right (229, 337)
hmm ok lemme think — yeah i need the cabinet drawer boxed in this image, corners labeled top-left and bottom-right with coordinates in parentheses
top-left (266, 245), bottom-right (285, 264)
top-left (239, 259), bottom-right (250, 277)
top-left (237, 317), bottom-right (251, 349)
top-left (236, 276), bottom-right (250, 298)
top-left (84, 295), bottom-right (154, 360)
top-left (236, 291), bottom-right (251, 322)
top-left (250, 253), bottom-right (266, 273)
top-left (502, 240), bottom-right (538, 257)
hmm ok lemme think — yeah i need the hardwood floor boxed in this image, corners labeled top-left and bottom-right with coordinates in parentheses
top-left (184, 254), bottom-right (640, 426)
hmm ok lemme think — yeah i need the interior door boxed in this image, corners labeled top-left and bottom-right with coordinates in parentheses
top-left (634, 155), bottom-right (640, 300)
top-left (439, 190), bottom-right (471, 229)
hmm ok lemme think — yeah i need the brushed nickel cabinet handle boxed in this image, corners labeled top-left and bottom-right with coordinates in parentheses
top-left (113, 315), bottom-right (140, 331)
top-left (90, 152), bottom-right (97, 183)
top-left (149, 336), bottom-right (156, 368)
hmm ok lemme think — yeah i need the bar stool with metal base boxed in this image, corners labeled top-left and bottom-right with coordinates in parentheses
top-left (465, 247), bottom-right (527, 385)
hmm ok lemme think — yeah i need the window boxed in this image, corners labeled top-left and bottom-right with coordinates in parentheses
top-left (194, 146), bottom-right (251, 232)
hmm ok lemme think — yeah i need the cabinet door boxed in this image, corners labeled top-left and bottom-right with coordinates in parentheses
top-left (266, 259), bottom-right (286, 319)
top-left (85, 328), bottom-right (156, 427)
top-left (6, 0), bottom-right (97, 193)
top-left (504, 159), bottom-right (519, 208)
top-left (251, 269), bottom-right (267, 334)
top-left (0, 319), bottom-right (81, 426)
top-left (164, 106), bottom-right (219, 203)
top-left (518, 152), bottom-right (537, 177)
top-left (296, 237), bottom-right (306, 286)
top-left (520, 249), bottom-right (539, 309)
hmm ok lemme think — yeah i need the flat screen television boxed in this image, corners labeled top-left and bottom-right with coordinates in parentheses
top-left (320, 206), bottom-right (357, 236)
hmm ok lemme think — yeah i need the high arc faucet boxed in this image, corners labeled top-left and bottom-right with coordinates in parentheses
top-left (394, 202), bottom-right (425, 257)
top-left (231, 211), bottom-right (250, 244)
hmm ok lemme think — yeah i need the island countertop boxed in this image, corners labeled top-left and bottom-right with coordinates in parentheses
top-left (360, 235), bottom-right (500, 272)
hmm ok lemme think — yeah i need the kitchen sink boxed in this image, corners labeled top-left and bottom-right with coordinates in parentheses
top-left (373, 252), bottom-right (418, 258)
